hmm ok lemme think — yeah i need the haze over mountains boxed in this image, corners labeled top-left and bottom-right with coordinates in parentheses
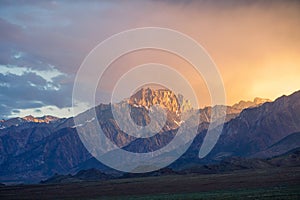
top-left (0, 88), bottom-right (299, 184)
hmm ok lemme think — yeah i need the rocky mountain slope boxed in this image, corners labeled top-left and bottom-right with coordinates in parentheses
top-left (128, 88), bottom-right (181, 112)
top-left (172, 90), bottom-right (300, 169)
top-left (0, 88), bottom-right (299, 183)
top-left (231, 97), bottom-right (271, 110)
top-left (0, 115), bottom-right (59, 129)
top-left (211, 91), bottom-right (300, 159)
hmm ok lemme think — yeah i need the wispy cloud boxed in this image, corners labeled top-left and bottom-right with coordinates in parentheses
top-left (0, 0), bottom-right (299, 118)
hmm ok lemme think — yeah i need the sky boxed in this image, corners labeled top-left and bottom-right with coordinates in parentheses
top-left (0, 0), bottom-right (299, 119)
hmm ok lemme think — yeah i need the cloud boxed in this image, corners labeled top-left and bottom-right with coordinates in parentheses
top-left (12, 109), bottom-right (20, 114)
top-left (0, 0), bottom-right (299, 118)
top-left (34, 109), bottom-right (41, 113)
top-left (0, 66), bottom-right (73, 118)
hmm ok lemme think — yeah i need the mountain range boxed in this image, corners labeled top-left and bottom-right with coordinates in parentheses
top-left (0, 88), bottom-right (299, 184)
top-left (40, 147), bottom-right (300, 184)
top-left (0, 115), bottom-right (59, 129)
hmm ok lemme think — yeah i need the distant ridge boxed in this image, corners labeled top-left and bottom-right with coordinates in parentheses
top-left (0, 115), bottom-right (59, 129)
top-left (173, 90), bottom-right (300, 168)
top-left (0, 89), bottom-right (299, 183)
top-left (232, 97), bottom-right (271, 110)
top-left (22, 115), bottom-right (59, 123)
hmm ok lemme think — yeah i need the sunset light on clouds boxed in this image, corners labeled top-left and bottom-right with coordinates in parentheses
top-left (0, 0), bottom-right (299, 118)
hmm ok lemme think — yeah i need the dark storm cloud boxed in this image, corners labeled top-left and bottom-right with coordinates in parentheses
top-left (34, 109), bottom-right (42, 113)
top-left (0, 18), bottom-right (59, 72)
top-left (0, 18), bottom-right (23, 41)
top-left (0, 1), bottom-right (116, 74)
top-left (0, 72), bottom-right (72, 118)
top-left (12, 109), bottom-right (20, 114)
top-left (1, 0), bottom-right (299, 73)
top-left (0, 1), bottom-right (125, 118)
top-left (0, 18), bottom-right (23, 64)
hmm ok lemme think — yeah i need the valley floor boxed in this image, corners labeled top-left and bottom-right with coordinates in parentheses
top-left (0, 167), bottom-right (300, 200)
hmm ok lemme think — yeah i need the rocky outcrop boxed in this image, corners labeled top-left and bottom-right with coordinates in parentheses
top-left (170, 90), bottom-right (300, 169)
top-left (128, 88), bottom-right (181, 112)
top-left (232, 97), bottom-right (271, 110)
top-left (0, 115), bottom-right (60, 129)
top-left (22, 115), bottom-right (59, 123)
top-left (0, 88), bottom-right (299, 184)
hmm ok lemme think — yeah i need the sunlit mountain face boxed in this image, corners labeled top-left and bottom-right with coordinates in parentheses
top-left (0, 1), bottom-right (299, 199)
top-left (1, 88), bottom-right (299, 184)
